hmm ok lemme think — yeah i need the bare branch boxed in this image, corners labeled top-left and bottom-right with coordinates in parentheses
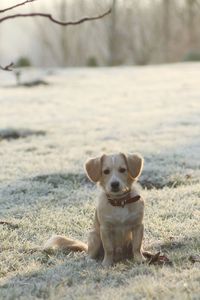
top-left (0, 62), bottom-right (14, 71)
top-left (0, 8), bottom-right (112, 25)
top-left (0, 0), bottom-right (37, 14)
top-left (0, 0), bottom-right (111, 71)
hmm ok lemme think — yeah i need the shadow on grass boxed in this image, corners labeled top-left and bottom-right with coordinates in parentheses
top-left (0, 233), bottom-right (199, 299)
top-left (32, 172), bottom-right (185, 190)
top-left (32, 172), bottom-right (92, 188)
top-left (0, 128), bottom-right (46, 142)
top-left (32, 169), bottom-right (196, 190)
top-left (0, 167), bottom-right (196, 220)
top-left (0, 250), bottom-right (155, 298)
top-left (0, 172), bottom-right (94, 222)
top-left (0, 173), bottom-right (92, 204)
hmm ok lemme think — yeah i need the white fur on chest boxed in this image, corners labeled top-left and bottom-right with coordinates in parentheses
top-left (97, 190), bottom-right (143, 228)
top-left (104, 206), bottom-right (139, 226)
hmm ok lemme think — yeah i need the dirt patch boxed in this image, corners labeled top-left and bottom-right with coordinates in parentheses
top-left (32, 173), bottom-right (91, 188)
top-left (0, 128), bottom-right (46, 141)
top-left (20, 79), bottom-right (49, 87)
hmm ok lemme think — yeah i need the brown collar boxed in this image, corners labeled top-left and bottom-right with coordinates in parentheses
top-left (107, 192), bottom-right (140, 208)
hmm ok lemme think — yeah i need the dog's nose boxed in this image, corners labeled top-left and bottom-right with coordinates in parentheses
top-left (111, 181), bottom-right (120, 190)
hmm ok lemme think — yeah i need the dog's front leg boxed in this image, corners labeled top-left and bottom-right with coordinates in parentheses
top-left (100, 226), bottom-right (114, 267)
top-left (88, 230), bottom-right (101, 259)
top-left (132, 224), bottom-right (146, 263)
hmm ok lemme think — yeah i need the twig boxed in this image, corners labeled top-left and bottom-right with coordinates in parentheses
top-left (0, 220), bottom-right (19, 229)
top-left (0, 0), bottom-right (37, 13)
top-left (0, 8), bottom-right (112, 25)
top-left (0, 62), bottom-right (14, 71)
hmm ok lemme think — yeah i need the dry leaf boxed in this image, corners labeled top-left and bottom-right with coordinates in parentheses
top-left (143, 251), bottom-right (172, 266)
top-left (189, 255), bottom-right (200, 263)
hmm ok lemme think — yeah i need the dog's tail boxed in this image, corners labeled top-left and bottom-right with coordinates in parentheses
top-left (43, 235), bottom-right (88, 252)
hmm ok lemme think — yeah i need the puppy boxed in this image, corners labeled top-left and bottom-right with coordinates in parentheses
top-left (44, 153), bottom-right (145, 267)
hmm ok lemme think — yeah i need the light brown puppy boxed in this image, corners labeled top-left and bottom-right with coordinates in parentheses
top-left (44, 153), bottom-right (145, 267)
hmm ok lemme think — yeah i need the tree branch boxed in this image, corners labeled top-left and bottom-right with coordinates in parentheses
top-left (0, 0), bottom-right (37, 14)
top-left (0, 0), bottom-right (111, 71)
top-left (0, 62), bottom-right (14, 71)
top-left (0, 8), bottom-right (111, 25)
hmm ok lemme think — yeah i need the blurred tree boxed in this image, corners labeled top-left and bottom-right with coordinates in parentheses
top-left (0, 0), bottom-right (111, 70)
top-left (162, 0), bottom-right (171, 62)
top-left (109, 0), bottom-right (117, 65)
top-left (34, 3), bottom-right (61, 67)
top-left (186, 0), bottom-right (198, 48)
top-left (127, 0), bottom-right (159, 65)
top-left (60, 0), bottom-right (68, 66)
top-left (2, 0), bottom-right (200, 69)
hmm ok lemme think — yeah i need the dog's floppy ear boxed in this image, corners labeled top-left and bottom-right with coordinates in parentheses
top-left (125, 153), bottom-right (144, 179)
top-left (85, 155), bottom-right (103, 182)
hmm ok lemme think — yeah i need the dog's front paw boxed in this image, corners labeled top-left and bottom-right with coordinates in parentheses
top-left (133, 252), bottom-right (146, 263)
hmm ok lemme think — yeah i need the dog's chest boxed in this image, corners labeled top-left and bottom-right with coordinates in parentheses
top-left (103, 205), bottom-right (139, 226)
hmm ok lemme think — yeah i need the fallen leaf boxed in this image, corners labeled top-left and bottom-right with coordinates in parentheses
top-left (189, 255), bottom-right (200, 263)
top-left (143, 251), bottom-right (172, 266)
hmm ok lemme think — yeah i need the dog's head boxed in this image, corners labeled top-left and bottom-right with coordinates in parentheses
top-left (85, 153), bottom-right (143, 196)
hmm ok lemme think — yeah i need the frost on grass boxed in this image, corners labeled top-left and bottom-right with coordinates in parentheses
top-left (0, 64), bottom-right (200, 299)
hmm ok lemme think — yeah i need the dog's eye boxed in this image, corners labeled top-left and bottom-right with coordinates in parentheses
top-left (103, 169), bottom-right (110, 175)
top-left (119, 167), bottom-right (126, 173)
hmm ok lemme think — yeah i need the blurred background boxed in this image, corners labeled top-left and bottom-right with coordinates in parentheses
top-left (1, 0), bottom-right (200, 68)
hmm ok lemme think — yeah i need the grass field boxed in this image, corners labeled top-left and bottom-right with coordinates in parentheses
top-left (0, 63), bottom-right (200, 299)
